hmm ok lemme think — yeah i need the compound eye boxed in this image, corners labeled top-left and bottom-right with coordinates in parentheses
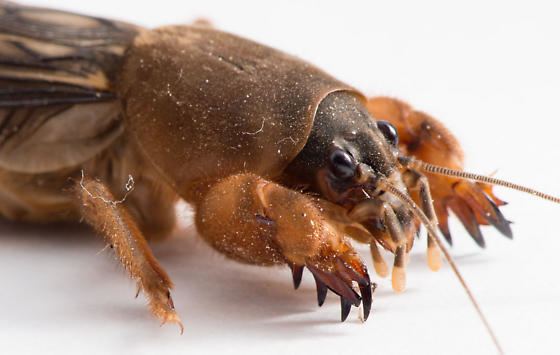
top-left (377, 120), bottom-right (399, 146)
top-left (329, 149), bottom-right (356, 179)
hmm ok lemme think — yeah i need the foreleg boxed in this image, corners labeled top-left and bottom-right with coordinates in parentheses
top-left (367, 97), bottom-right (511, 246)
top-left (195, 173), bottom-right (374, 321)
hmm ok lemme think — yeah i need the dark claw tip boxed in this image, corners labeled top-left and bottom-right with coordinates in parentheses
top-left (471, 232), bottom-right (486, 248)
top-left (485, 196), bottom-right (513, 239)
top-left (312, 273), bottom-right (328, 307)
top-left (340, 297), bottom-right (352, 322)
top-left (360, 282), bottom-right (373, 321)
top-left (441, 229), bottom-right (453, 246)
top-left (498, 223), bottom-right (513, 239)
top-left (290, 264), bottom-right (304, 290)
top-left (465, 223), bottom-right (486, 248)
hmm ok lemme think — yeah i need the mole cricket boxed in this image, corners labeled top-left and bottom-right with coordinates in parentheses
top-left (1, 2), bottom-right (558, 352)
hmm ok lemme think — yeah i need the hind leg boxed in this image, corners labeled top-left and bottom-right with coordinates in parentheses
top-left (76, 175), bottom-right (182, 331)
top-left (366, 97), bottom-right (511, 246)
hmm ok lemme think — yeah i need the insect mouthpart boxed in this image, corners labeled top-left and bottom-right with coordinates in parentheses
top-left (343, 169), bottom-right (417, 283)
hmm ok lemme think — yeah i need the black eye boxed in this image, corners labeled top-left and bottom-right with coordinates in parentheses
top-left (329, 149), bottom-right (356, 179)
top-left (377, 120), bottom-right (399, 146)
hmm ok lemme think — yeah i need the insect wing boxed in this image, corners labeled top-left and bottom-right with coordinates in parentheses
top-left (0, 2), bottom-right (139, 173)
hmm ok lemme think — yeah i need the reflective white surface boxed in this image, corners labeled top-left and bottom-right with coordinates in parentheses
top-left (1, 1), bottom-right (560, 354)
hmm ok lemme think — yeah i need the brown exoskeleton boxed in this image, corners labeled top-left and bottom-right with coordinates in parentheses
top-left (2, 2), bottom-right (559, 352)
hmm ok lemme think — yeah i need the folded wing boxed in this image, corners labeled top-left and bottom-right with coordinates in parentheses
top-left (0, 2), bottom-right (139, 173)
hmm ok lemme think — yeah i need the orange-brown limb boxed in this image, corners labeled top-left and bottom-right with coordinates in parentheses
top-left (367, 96), bottom-right (511, 247)
top-left (76, 175), bottom-right (183, 332)
top-left (402, 169), bottom-right (442, 271)
top-left (195, 173), bottom-right (373, 321)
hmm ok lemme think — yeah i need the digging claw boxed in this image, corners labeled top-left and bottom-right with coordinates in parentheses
top-left (305, 254), bottom-right (373, 322)
top-left (436, 181), bottom-right (511, 247)
top-left (479, 194), bottom-right (513, 238)
top-left (359, 281), bottom-right (373, 321)
top-left (312, 273), bottom-right (328, 307)
top-left (289, 264), bottom-right (304, 289)
top-left (306, 264), bottom-right (360, 306)
top-left (340, 297), bottom-right (352, 322)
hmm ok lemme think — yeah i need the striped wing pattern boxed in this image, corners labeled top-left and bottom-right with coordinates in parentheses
top-left (0, 2), bottom-right (139, 173)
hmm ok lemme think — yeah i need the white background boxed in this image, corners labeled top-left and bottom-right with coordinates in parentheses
top-left (1, 1), bottom-right (560, 354)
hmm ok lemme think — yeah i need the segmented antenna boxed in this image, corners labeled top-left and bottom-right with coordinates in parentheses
top-left (380, 180), bottom-right (504, 355)
top-left (403, 157), bottom-right (560, 204)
